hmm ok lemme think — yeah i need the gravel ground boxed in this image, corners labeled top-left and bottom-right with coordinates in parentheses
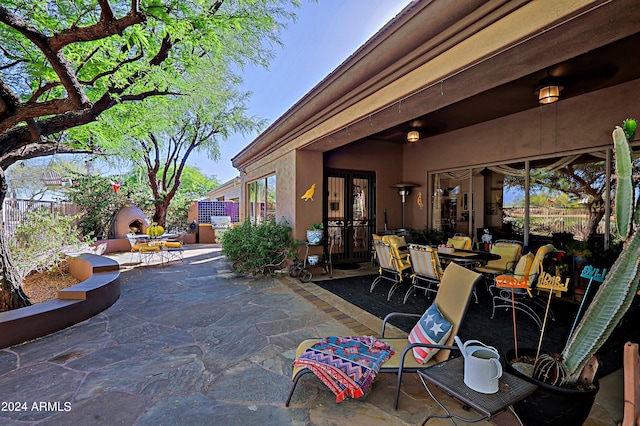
top-left (22, 267), bottom-right (80, 304)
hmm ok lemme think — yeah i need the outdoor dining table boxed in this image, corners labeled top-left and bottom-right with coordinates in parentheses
top-left (436, 248), bottom-right (500, 268)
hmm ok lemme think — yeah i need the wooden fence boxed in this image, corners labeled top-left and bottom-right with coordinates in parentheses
top-left (503, 206), bottom-right (610, 238)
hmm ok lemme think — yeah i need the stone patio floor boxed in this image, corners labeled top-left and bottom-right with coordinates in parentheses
top-left (0, 244), bottom-right (622, 425)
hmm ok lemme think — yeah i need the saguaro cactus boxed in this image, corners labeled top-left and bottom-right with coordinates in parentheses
top-left (561, 119), bottom-right (638, 381)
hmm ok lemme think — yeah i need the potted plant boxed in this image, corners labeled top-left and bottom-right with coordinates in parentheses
top-left (306, 222), bottom-right (324, 245)
top-left (505, 119), bottom-right (638, 426)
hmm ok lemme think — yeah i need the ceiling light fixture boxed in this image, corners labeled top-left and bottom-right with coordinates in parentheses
top-left (407, 129), bottom-right (420, 143)
top-left (537, 84), bottom-right (561, 104)
top-left (536, 73), bottom-right (563, 104)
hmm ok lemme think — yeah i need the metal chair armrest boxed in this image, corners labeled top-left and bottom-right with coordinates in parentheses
top-left (381, 312), bottom-right (422, 337)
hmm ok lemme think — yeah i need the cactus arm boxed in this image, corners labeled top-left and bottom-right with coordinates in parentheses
top-left (562, 122), bottom-right (639, 380)
top-left (635, 193), bottom-right (640, 227)
top-left (561, 227), bottom-right (640, 377)
top-left (613, 126), bottom-right (634, 239)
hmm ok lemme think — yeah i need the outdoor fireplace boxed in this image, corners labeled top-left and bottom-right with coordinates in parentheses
top-left (109, 204), bottom-right (149, 239)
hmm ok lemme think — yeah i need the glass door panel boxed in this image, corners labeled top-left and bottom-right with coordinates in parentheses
top-left (325, 170), bottom-right (375, 263)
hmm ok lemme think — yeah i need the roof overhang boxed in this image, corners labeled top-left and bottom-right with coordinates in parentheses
top-left (232, 0), bottom-right (640, 170)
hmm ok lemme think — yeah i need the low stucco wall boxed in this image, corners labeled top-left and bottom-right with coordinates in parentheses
top-left (0, 253), bottom-right (120, 349)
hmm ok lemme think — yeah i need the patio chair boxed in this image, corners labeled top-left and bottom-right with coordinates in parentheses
top-left (139, 242), bottom-right (163, 265)
top-left (403, 244), bottom-right (443, 303)
top-left (162, 234), bottom-right (185, 263)
top-left (370, 239), bottom-right (411, 300)
top-left (286, 262), bottom-right (482, 409)
top-left (382, 234), bottom-right (408, 251)
top-left (475, 240), bottom-right (523, 289)
top-left (447, 234), bottom-right (472, 250)
top-left (489, 243), bottom-right (555, 329)
top-left (371, 233), bottom-right (382, 266)
top-left (126, 233), bottom-right (142, 263)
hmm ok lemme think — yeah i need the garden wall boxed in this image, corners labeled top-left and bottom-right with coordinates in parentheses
top-left (0, 254), bottom-right (120, 349)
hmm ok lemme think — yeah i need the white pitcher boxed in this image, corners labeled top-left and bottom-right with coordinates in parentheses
top-left (454, 336), bottom-right (502, 394)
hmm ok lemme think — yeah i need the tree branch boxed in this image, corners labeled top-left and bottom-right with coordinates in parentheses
top-left (49, 2), bottom-right (145, 51)
top-left (0, 141), bottom-right (94, 170)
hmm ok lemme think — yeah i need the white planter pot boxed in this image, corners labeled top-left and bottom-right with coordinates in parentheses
top-left (306, 230), bottom-right (323, 245)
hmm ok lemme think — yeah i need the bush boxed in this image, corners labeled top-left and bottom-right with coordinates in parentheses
top-left (8, 207), bottom-right (94, 281)
top-left (221, 218), bottom-right (297, 275)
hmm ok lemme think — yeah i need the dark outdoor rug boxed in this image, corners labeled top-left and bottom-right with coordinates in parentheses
top-left (313, 274), bottom-right (640, 378)
top-left (332, 263), bottom-right (361, 270)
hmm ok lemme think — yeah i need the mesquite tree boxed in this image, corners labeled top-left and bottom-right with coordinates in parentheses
top-left (0, 0), bottom-right (299, 310)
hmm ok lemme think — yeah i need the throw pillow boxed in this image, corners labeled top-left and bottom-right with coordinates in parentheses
top-left (408, 303), bottom-right (452, 364)
top-left (447, 237), bottom-right (465, 249)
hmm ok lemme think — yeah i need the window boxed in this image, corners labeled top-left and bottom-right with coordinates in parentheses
top-left (248, 175), bottom-right (276, 224)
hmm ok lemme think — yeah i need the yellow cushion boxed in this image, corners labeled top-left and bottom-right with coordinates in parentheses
top-left (483, 245), bottom-right (520, 271)
top-left (383, 235), bottom-right (407, 248)
top-left (163, 242), bottom-right (182, 248)
top-left (447, 238), bottom-right (466, 250)
top-left (514, 253), bottom-right (534, 277)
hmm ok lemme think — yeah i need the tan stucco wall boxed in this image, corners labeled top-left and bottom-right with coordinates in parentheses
top-left (240, 149), bottom-right (314, 241)
top-left (295, 151), bottom-right (323, 239)
top-left (400, 78), bottom-right (640, 231)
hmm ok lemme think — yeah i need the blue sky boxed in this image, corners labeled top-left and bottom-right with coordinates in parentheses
top-left (189, 0), bottom-right (411, 184)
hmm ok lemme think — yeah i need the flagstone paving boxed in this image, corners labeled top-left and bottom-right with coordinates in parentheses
top-left (0, 245), bottom-right (618, 425)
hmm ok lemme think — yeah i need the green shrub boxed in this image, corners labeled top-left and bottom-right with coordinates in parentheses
top-left (221, 218), bottom-right (297, 275)
top-left (9, 207), bottom-right (94, 281)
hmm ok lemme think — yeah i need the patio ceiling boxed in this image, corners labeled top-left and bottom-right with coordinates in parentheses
top-left (361, 32), bottom-right (640, 145)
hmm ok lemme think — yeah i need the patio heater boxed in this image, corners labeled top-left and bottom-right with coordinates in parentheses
top-left (391, 183), bottom-right (418, 231)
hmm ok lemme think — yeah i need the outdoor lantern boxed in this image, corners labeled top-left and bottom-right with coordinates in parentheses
top-left (538, 84), bottom-right (560, 104)
top-left (407, 130), bottom-right (420, 143)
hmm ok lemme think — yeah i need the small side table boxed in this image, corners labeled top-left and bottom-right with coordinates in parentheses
top-left (418, 357), bottom-right (537, 425)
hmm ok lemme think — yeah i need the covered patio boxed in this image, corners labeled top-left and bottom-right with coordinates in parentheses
top-left (232, 0), bottom-right (640, 267)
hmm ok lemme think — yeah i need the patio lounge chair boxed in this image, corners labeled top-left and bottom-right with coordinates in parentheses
top-left (370, 239), bottom-right (411, 300)
top-left (286, 262), bottom-right (482, 409)
top-left (403, 244), bottom-right (443, 303)
top-left (489, 243), bottom-right (555, 329)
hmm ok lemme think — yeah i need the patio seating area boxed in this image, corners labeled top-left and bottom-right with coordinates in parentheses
top-left (0, 244), bottom-right (627, 425)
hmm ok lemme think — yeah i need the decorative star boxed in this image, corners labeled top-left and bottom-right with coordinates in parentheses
top-left (430, 321), bottom-right (444, 336)
top-left (425, 313), bottom-right (434, 324)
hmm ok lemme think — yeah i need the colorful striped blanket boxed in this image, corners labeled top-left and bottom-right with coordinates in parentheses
top-left (293, 336), bottom-right (395, 402)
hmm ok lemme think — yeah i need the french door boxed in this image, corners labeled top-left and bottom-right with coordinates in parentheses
top-left (325, 169), bottom-right (375, 264)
